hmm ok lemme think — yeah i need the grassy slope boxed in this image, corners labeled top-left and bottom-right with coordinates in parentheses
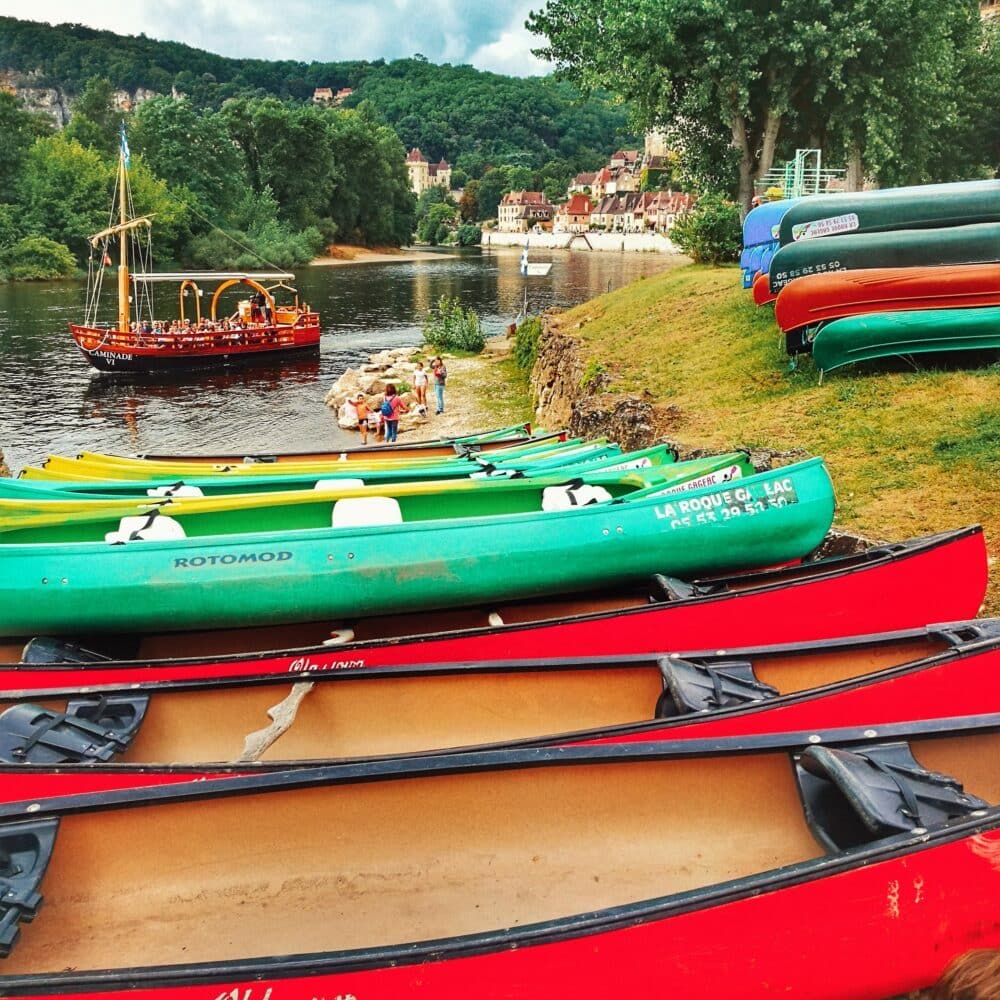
top-left (555, 264), bottom-right (1000, 611)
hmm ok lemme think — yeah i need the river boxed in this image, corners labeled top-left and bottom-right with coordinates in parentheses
top-left (0, 246), bottom-right (680, 474)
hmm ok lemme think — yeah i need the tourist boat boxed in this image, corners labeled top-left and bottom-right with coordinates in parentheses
top-left (777, 178), bottom-right (1000, 245)
top-left (775, 263), bottom-right (1000, 354)
top-left (0, 443), bottom-right (686, 501)
top-left (1, 717), bottom-right (999, 996)
top-left (0, 527), bottom-right (985, 692)
top-left (0, 459), bottom-right (833, 636)
top-left (811, 306), bottom-right (1000, 374)
top-left (69, 128), bottom-right (320, 374)
top-left (0, 619), bottom-right (994, 796)
top-left (767, 222), bottom-right (1000, 294)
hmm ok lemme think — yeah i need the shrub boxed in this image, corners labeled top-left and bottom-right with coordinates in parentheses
top-left (2, 236), bottom-right (76, 280)
top-left (456, 223), bottom-right (482, 246)
top-left (670, 193), bottom-right (741, 265)
top-left (423, 295), bottom-right (485, 353)
top-left (513, 316), bottom-right (542, 371)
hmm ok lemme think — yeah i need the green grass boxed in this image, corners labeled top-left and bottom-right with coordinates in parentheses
top-left (554, 263), bottom-right (1000, 612)
top-left (477, 356), bottom-right (534, 426)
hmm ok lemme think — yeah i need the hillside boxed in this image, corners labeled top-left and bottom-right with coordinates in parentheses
top-left (0, 16), bottom-right (634, 175)
top-left (545, 265), bottom-right (1000, 612)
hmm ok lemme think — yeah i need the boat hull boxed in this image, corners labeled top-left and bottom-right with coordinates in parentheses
top-left (812, 306), bottom-right (1000, 373)
top-left (0, 527), bottom-right (985, 691)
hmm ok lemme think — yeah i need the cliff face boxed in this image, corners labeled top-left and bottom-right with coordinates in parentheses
top-left (1, 69), bottom-right (159, 126)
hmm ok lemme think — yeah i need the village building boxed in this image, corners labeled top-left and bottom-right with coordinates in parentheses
top-left (568, 171), bottom-right (597, 194)
top-left (553, 193), bottom-right (594, 233)
top-left (609, 149), bottom-right (640, 170)
top-left (590, 167), bottom-right (613, 201)
top-left (498, 191), bottom-right (555, 232)
top-left (312, 87), bottom-right (334, 103)
top-left (333, 88), bottom-right (353, 105)
top-left (406, 148), bottom-right (452, 196)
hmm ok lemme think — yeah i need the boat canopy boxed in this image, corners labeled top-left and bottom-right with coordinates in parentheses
top-left (131, 272), bottom-right (296, 283)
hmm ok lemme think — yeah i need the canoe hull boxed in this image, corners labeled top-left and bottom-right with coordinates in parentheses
top-left (0, 526), bottom-right (986, 692)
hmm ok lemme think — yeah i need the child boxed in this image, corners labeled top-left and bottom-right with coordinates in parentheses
top-left (381, 383), bottom-right (404, 443)
top-left (413, 361), bottom-right (428, 413)
top-left (354, 393), bottom-right (370, 445)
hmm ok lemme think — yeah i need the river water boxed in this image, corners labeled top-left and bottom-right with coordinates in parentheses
top-left (0, 247), bottom-right (679, 474)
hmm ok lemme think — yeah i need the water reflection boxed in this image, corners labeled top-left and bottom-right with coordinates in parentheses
top-left (0, 247), bottom-right (681, 472)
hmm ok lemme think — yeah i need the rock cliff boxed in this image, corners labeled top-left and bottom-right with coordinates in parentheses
top-left (1, 69), bottom-right (158, 126)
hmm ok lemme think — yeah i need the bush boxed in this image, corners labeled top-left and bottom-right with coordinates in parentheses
top-left (1, 236), bottom-right (76, 280)
top-left (423, 295), bottom-right (485, 353)
top-left (670, 193), bottom-right (741, 265)
top-left (456, 223), bottom-right (482, 246)
top-left (513, 316), bottom-right (542, 371)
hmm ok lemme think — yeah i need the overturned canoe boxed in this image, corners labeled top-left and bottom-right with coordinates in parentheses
top-left (0, 527), bottom-right (985, 692)
top-left (0, 458), bottom-right (832, 635)
top-left (768, 222), bottom-right (1000, 295)
top-left (0, 620), bottom-right (994, 794)
top-left (1, 719), bottom-right (999, 995)
top-left (812, 306), bottom-right (1000, 373)
top-left (775, 263), bottom-right (1000, 354)
top-left (741, 199), bottom-right (800, 287)
top-left (752, 271), bottom-right (777, 306)
top-left (777, 178), bottom-right (1000, 245)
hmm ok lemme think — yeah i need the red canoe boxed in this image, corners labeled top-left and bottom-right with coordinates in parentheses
top-left (0, 528), bottom-right (986, 692)
top-left (1, 717), bottom-right (999, 997)
top-left (0, 617), bottom-right (998, 806)
top-left (775, 263), bottom-right (1000, 353)
top-left (753, 271), bottom-right (777, 305)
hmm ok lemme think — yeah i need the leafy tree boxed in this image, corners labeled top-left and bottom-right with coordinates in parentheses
top-left (1, 235), bottom-right (76, 279)
top-left (0, 91), bottom-right (51, 195)
top-left (423, 295), bottom-right (485, 353)
top-left (456, 223), bottom-right (482, 246)
top-left (417, 202), bottom-right (457, 245)
top-left (670, 194), bottom-right (741, 265)
top-left (63, 76), bottom-right (119, 155)
top-left (415, 185), bottom-right (448, 223)
top-left (459, 180), bottom-right (480, 222)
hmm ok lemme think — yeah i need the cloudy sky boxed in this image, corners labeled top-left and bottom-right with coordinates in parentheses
top-left (0, 0), bottom-right (554, 75)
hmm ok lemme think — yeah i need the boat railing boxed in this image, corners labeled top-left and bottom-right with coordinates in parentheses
top-left (75, 325), bottom-right (304, 352)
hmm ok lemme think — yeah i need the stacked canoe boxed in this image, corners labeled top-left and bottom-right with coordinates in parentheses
top-left (0, 422), bottom-right (998, 996)
top-left (742, 180), bottom-right (1000, 370)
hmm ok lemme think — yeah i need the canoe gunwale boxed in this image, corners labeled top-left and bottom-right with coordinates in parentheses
top-left (2, 721), bottom-right (1000, 993)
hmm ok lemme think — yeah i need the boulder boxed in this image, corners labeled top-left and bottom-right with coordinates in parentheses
top-left (0, 450), bottom-right (9, 479)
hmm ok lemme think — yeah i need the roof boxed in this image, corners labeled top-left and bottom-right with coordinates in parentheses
top-left (406, 148), bottom-right (425, 163)
top-left (573, 172), bottom-right (596, 185)
top-left (644, 155), bottom-right (669, 169)
top-left (501, 191), bottom-right (552, 206)
top-left (594, 167), bottom-right (612, 183)
top-left (562, 194), bottom-right (593, 215)
top-left (313, 87), bottom-right (333, 98)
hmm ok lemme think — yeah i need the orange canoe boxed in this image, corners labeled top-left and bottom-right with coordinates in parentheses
top-left (752, 272), bottom-right (777, 306)
top-left (775, 263), bottom-right (1000, 334)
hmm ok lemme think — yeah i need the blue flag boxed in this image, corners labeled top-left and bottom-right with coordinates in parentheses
top-left (120, 122), bottom-right (131, 169)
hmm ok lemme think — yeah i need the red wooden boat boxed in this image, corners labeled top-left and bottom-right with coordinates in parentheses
top-left (69, 126), bottom-right (319, 374)
top-left (0, 717), bottom-right (999, 996)
top-left (752, 270), bottom-right (777, 305)
top-left (0, 528), bottom-right (985, 692)
top-left (0, 617), bottom-right (996, 806)
top-left (775, 263), bottom-right (1000, 354)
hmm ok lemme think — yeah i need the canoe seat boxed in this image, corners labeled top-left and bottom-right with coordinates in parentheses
top-left (314, 479), bottom-right (365, 491)
top-left (105, 513), bottom-right (186, 544)
top-left (542, 482), bottom-right (612, 511)
top-left (145, 484), bottom-right (204, 498)
top-left (796, 742), bottom-right (989, 854)
top-left (655, 656), bottom-right (779, 717)
top-left (331, 496), bottom-right (403, 528)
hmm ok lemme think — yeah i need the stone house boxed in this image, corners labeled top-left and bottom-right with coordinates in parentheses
top-left (406, 148), bottom-right (452, 196)
top-left (568, 171), bottom-right (597, 194)
top-left (553, 193), bottom-right (594, 233)
top-left (498, 191), bottom-right (555, 232)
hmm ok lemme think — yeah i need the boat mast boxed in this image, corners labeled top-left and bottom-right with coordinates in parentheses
top-left (117, 126), bottom-right (129, 333)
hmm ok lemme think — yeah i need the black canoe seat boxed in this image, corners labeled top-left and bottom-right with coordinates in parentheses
top-left (0, 694), bottom-right (149, 765)
top-left (656, 657), bottom-right (779, 717)
top-left (796, 742), bottom-right (990, 854)
top-left (21, 637), bottom-right (112, 664)
top-left (0, 818), bottom-right (59, 958)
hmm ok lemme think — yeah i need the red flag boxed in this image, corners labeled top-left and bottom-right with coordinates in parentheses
top-left (103, 253), bottom-right (113, 267)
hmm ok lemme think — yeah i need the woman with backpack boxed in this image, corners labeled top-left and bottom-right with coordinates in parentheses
top-left (381, 384), bottom-right (404, 443)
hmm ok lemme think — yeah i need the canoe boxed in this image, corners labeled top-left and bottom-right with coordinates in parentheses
top-left (2, 719), bottom-right (999, 996)
top-left (811, 306), bottom-right (1000, 373)
top-left (768, 222), bottom-right (1000, 295)
top-left (752, 271), bottom-right (776, 305)
top-left (0, 443), bottom-right (681, 501)
top-left (0, 620), bottom-right (994, 793)
top-left (0, 526), bottom-right (985, 692)
top-left (741, 199), bottom-right (800, 287)
top-left (0, 458), bottom-right (832, 635)
top-left (775, 263), bottom-right (1000, 354)
top-left (777, 178), bottom-right (1000, 245)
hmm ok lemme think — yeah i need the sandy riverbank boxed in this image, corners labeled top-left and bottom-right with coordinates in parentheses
top-left (312, 245), bottom-right (456, 267)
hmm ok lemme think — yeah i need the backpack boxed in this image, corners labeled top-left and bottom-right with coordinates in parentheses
top-left (380, 398), bottom-right (393, 417)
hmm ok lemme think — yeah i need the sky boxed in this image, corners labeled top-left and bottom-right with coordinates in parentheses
top-left (0, 0), bottom-right (555, 76)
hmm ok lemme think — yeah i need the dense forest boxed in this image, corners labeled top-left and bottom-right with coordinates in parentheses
top-left (0, 16), bottom-right (635, 177)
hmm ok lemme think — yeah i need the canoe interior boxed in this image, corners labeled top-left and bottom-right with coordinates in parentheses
top-left (2, 635), bottom-right (948, 764)
top-left (2, 753), bottom-right (823, 974)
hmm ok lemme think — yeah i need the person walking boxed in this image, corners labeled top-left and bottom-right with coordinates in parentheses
top-left (431, 356), bottom-right (447, 415)
top-left (381, 383), bottom-right (404, 443)
top-left (413, 361), bottom-right (429, 413)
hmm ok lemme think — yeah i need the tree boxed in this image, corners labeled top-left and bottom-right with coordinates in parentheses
top-left (529, 0), bottom-right (999, 214)
top-left (1, 235), bottom-right (76, 279)
top-left (63, 76), bottom-right (119, 156)
top-left (0, 91), bottom-right (51, 195)
top-left (417, 202), bottom-right (457, 245)
top-left (414, 185), bottom-right (448, 223)
top-left (459, 179), bottom-right (480, 222)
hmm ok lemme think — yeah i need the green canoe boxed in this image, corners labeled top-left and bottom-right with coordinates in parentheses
top-left (812, 306), bottom-right (1000, 373)
top-left (0, 458), bottom-right (832, 635)
top-left (0, 443), bottom-right (680, 502)
top-left (768, 222), bottom-right (1000, 294)
top-left (778, 179), bottom-right (1000, 245)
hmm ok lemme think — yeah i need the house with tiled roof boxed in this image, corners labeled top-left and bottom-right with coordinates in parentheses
top-left (590, 167), bottom-right (613, 201)
top-left (568, 171), bottom-right (597, 194)
top-left (312, 87), bottom-right (334, 103)
top-left (334, 88), bottom-right (354, 105)
top-left (553, 194), bottom-right (594, 233)
top-left (406, 148), bottom-right (452, 195)
top-left (498, 191), bottom-right (555, 232)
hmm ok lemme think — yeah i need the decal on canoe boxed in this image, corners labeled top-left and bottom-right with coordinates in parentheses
top-left (770, 223), bottom-right (781, 239)
top-left (772, 259), bottom-right (844, 287)
top-left (653, 478), bottom-right (798, 528)
top-left (288, 656), bottom-right (367, 673)
top-left (792, 213), bottom-right (860, 241)
top-left (604, 456), bottom-right (654, 472)
top-left (653, 465), bottom-right (744, 496)
top-left (173, 550), bottom-right (293, 568)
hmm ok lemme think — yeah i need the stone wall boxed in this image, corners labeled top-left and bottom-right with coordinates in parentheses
top-left (484, 231), bottom-right (680, 254)
top-left (529, 315), bottom-right (879, 555)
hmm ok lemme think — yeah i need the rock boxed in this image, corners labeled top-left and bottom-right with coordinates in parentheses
top-left (358, 375), bottom-right (388, 395)
top-left (808, 527), bottom-right (884, 561)
top-left (0, 450), bottom-right (9, 479)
